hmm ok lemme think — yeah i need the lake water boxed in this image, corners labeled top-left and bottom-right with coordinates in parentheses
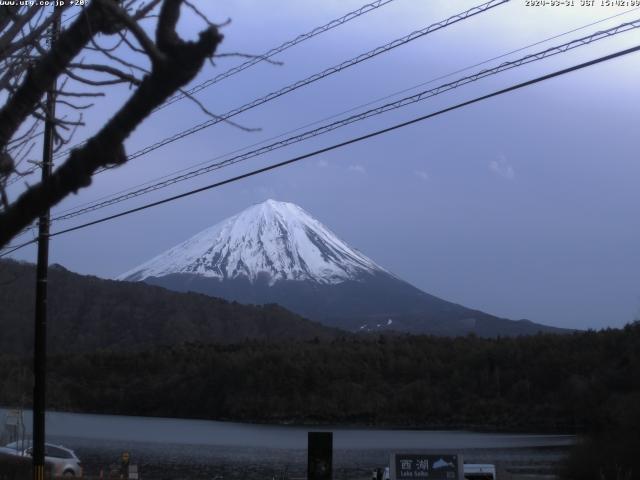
top-left (1, 409), bottom-right (574, 479)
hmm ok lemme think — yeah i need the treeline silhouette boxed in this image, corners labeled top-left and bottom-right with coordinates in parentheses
top-left (1, 324), bottom-right (638, 479)
top-left (1, 324), bottom-right (638, 429)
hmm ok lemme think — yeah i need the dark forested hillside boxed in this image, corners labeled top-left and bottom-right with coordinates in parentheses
top-left (1, 323), bottom-right (638, 435)
top-left (0, 260), bottom-right (338, 354)
top-left (2, 323), bottom-right (639, 478)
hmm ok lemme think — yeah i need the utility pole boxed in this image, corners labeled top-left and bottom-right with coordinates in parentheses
top-left (33, 8), bottom-right (59, 480)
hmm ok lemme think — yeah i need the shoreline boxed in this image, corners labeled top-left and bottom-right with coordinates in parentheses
top-left (1, 406), bottom-right (579, 436)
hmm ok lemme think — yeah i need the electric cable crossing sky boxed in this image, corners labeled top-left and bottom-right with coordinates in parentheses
top-left (44, 18), bottom-right (640, 225)
top-left (3, 42), bottom-right (639, 257)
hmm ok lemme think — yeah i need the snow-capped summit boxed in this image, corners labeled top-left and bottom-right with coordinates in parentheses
top-left (119, 199), bottom-right (385, 285)
top-left (119, 199), bottom-right (564, 337)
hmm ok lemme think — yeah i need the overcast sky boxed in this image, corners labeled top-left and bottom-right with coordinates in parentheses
top-left (7, 0), bottom-right (640, 330)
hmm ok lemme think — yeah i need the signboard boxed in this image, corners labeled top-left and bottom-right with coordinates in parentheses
top-left (390, 452), bottom-right (463, 480)
top-left (5, 409), bottom-right (21, 426)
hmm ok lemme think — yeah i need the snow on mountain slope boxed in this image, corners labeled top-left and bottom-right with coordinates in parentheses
top-left (119, 199), bottom-right (386, 285)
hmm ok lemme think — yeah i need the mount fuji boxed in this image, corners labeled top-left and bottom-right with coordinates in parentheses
top-left (119, 199), bottom-right (563, 337)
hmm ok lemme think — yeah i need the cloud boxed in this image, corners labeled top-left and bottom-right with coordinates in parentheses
top-left (489, 156), bottom-right (515, 180)
top-left (317, 159), bottom-right (329, 168)
top-left (348, 164), bottom-right (366, 174)
top-left (414, 170), bottom-right (429, 181)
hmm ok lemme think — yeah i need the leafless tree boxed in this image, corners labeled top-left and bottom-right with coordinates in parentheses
top-left (0, 0), bottom-right (226, 248)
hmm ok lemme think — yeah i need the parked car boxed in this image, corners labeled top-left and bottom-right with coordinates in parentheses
top-left (2, 441), bottom-right (82, 477)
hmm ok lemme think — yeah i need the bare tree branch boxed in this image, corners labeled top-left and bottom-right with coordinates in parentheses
top-left (89, 34), bottom-right (150, 74)
top-left (0, 1), bottom-right (105, 153)
top-left (65, 67), bottom-right (139, 86)
top-left (55, 90), bottom-right (105, 98)
top-left (0, 6), bottom-right (17, 34)
top-left (132, 0), bottom-right (163, 20)
top-left (101, 0), bottom-right (166, 64)
top-left (0, 5), bottom-right (40, 55)
top-left (0, 0), bottom-right (223, 248)
top-left (183, 0), bottom-right (215, 28)
top-left (70, 62), bottom-right (141, 85)
top-left (0, 7), bottom-right (64, 59)
top-left (179, 86), bottom-right (258, 132)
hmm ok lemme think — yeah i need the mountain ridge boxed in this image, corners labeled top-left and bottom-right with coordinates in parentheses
top-left (121, 200), bottom-right (567, 337)
top-left (0, 259), bottom-right (339, 354)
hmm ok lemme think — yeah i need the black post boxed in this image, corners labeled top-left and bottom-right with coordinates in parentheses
top-left (307, 432), bottom-right (333, 480)
top-left (32, 9), bottom-right (59, 480)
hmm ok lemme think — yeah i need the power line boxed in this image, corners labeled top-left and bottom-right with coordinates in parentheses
top-left (51, 0), bottom-right (401, 162)
top-left (158, 0), bottom-right (401, 111)
top-left (4, 43), bottom-right (638, 256)
top-left (345, 6), bottom-right (640, 117)
top-left (49, 18), bottom-right (640, 223)
top-left (49, 7), bottom-right (640, 219)
top-left (30, 44), bottom-right (640, 246)
top-left (68, 0), bottom-right (509, 167)
top-left (0, 237), bottom-right (38, 257)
